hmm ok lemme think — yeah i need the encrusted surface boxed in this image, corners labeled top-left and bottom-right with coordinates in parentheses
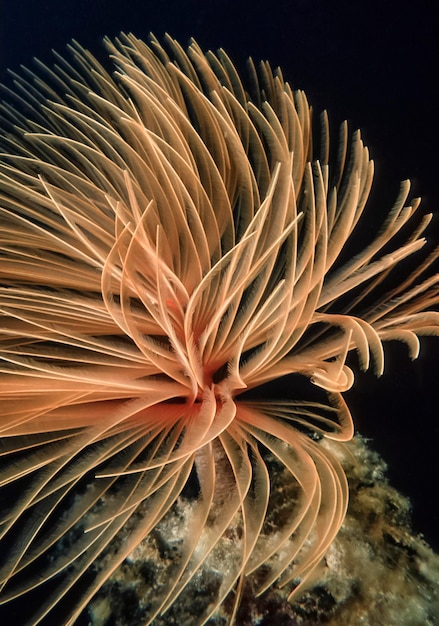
top-left (88, 436), bottom-right (439, 625)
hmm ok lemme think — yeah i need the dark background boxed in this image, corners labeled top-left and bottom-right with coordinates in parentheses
top-left (1, 0), bottom-right (438, 552)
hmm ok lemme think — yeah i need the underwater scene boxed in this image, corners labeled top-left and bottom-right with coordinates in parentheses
top-left (1, 1), bottom-right (438, 624)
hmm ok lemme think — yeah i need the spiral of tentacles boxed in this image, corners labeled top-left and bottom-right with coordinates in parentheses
top-left (0, 34), bottom-right (438, 625)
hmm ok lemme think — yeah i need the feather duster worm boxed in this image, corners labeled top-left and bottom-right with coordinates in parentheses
top-left (0, 34), bottom-right (438, 625)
